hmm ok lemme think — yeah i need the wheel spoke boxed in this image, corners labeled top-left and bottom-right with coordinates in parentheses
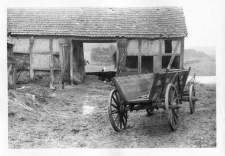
top-left (116, 116), bottom-right (121, 127)
top-left (172, 97), bottom-right (178, 106)
top-left (115, 92), bottom-right (120, 103)
top-left (119, 116), bottom-right (123, 129)
top-left (169, 110), bottom-right (173, 125)
top-left (112, 96), bottom-right (119, 106)
top-left (111, 110), bottom-right (119, 114)
top-left (173, 109), bottom-right (178, 117)
top-left (111, 103), bottom-right (118, 109)
top-left (122, 112), bottom-right (127, 119)
top-left (174, 97), bottom-right (178, 102)
top-left (172, 110), bottom-right (177, 125)
top-left (114, 114), bottom-right (120, 123)
top-left (123, 114), bottom-right (127, 122)
top-left (122, 117), bottom-right (125, 127)
top-left (170, 89), bottom-right (175, 104)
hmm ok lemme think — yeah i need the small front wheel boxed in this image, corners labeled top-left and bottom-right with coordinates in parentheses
top-left (165, 83), bottom-right (180, 131)
top-left (108, 89), bottom-right (127, 132)
top-left (189, 84), bottom-right (196, 114)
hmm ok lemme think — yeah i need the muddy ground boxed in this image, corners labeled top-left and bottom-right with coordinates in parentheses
top-left (8, 76), bottom-right (216, 148)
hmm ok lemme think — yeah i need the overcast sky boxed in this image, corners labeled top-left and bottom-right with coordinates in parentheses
top-left (5, 0), bottom-right (225, 48)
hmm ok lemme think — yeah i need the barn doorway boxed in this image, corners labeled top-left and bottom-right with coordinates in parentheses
top-left (141, 56), bottom-right (153, 74)
top-left (83, 43), bottom-right (117, 73)
top-left (82, 42), bottom-right (117, 81)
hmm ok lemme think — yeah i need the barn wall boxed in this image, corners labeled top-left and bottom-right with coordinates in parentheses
top-left (12, 35), bottom-right (184, 82)
top-left (32, 39), bottom-right (49, 52)
top-left (127, 39), bottom-right (181, 56)
top-left (127, 39), bottom-right (164, 56)
top-left (124, 38), bottom-right (183, 74)
top-left (53, 39), bottom-right (60, 52)
top-left (13, 38), bottom-right (30, 53)
top-left (12, 36), bottom-right (65, 83)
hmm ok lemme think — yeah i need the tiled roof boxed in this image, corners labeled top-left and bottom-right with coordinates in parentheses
top-left (7, 7), bottom-right (187, 38)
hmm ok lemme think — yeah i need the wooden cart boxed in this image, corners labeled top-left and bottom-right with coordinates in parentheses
top-left (108, 67), bottom-right (197, 132)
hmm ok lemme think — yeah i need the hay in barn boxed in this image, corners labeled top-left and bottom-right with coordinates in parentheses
top-left (90, 45), bottom-right (116, 66)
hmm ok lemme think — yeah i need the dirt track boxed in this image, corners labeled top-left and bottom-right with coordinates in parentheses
top-left (8, 77), bottom-right (216, 148)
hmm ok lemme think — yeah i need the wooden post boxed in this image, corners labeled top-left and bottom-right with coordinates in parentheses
top-left (153, 40), bottom-right (162, 73)
top-left (116, 46), bottom-right (119, 70)
top-left (116, 40), bottom-right (121, 76)
top-left (72, 40), bottom-right (85, 84)
top-left (59, 39), bottom-right (65, 89)
top-left (138, 40), bottom-right (142, 75)
top-left (180, 38), bottom-right (184, 69)
top-left (29, 36), bottom-right (34, 79)
top-left (70, 39), bottom-right (74, 85)
top-left (116, 39), bottom-right (127, 76)
top-left (158, 39), bottom-right (163, 72)
top-left (49, 38), bottom-right (54, 88)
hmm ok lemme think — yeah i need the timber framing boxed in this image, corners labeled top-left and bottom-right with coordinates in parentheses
top-left (8, 7), bottom-right (187, 85)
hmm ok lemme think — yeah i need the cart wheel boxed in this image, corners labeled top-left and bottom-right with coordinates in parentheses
top-left (189, 84), bottom-right (196, 114)
top-left (165, 83), bottom-right (180, 131)
top-left (108, 89), bottom-right (127, 132)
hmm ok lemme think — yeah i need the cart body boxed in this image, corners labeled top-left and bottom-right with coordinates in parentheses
top-left (108, 67), bottom-right (197, 132)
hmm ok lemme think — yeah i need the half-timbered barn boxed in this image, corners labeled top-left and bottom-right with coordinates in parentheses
top-left (7, 7), bottom-right (187, 84)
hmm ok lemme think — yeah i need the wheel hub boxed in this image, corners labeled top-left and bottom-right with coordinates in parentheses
top-left (119, 105), bottom-right (125, 113)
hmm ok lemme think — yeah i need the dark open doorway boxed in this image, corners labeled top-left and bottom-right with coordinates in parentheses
top-left (162, 56), bottom-right (180, 69)
top-left (141, 56), bottom-right (153, 74)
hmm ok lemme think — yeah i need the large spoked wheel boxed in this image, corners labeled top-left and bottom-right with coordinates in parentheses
top-left (108, 89), bottom-right (128, 132)
top-left (165, 83), bottom-right (180, 131)
top-left (189, 84), bottom-right (196, 114)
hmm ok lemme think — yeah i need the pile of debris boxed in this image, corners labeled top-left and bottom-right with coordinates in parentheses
top-left (8, 84), bottom-right (55, 120)
top-left (8, 89), bottom-right (38, 112)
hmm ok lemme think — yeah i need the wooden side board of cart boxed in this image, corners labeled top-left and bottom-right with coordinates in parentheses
top-left (108, 67), bottom-right (197, 132)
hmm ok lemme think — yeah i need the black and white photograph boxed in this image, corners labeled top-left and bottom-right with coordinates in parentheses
top-left (1, 0), bottom-right (225, 155)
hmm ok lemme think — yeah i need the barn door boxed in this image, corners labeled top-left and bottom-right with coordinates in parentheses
top-left (116, 39), bottom-right (127, 76)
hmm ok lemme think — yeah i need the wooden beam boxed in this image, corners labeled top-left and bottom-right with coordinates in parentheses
top-left (70, 40), bottom-right (74, 85)
top-left (158, 39), bottom-right (163, 72)
top-left (71, 40), bottom-right (86, 84)
top-left (29, 36), bottom-right (34, 79)
top-left (59, 42), bottom-right (64, 88)
top-left (180, 38), bottom-right (184, 69)
top-left (69, 37), bottom-right (120, 41)
top-left (116, 40), bottom-right (121, 76)
top-left (116, 39), bottom-right (127, 76)
top-left (153, 39), bottom-right (162, 73)
top-left (138, 40), bottom-right (142, 75)
top-left (49, 38), bottom-right (54, 88)
top-left (116, 44), bottom-right (119, 72)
